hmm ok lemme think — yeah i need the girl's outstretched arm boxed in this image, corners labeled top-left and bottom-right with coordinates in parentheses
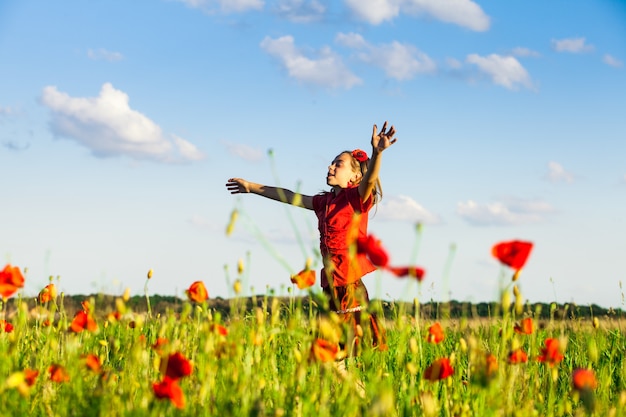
top-left (226, 178), bottom-right (314, 210)
top-left (359, 121), bottom-right (397, 201)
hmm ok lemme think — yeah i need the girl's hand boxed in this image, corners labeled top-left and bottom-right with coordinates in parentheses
top-left (226, 178), bottom-right (251, 194)
top-left (371, 121), bottom-right (397, 153)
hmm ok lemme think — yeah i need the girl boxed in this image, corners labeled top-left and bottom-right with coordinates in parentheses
top-left (226, 121), bottom-right (397, 353)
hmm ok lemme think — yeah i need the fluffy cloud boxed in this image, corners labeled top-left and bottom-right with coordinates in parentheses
top-left (457, 198), bottom-right (554, 226)
top-left (274, 0), bottom-right (325, 23)
top-left (344, 0), bottom-right (490, 31)
top-left (376, 195), bottom-right (440, 224)
top-left (603, 54), bottom-right (623, 68)
top-left (174, 0), bottom-right (264, 13)
top-left (221, 140), bottom-right (264, 161)
top-left (466, 53), bottom-right (535, 90)
top-left (260, 35), bottom-right (362, 89)
top-left (336, 32), bottom-right (436, 80)
top-left (87, 48), bottom-right (123, 62)
top-left (41, 83), bottom-right (204, 163)
top-left (511, 47), bottom-right (541, 58)
top-left (551, 37), bottom-right (594, 53)
top-left (544, 161), bottom-right (574, 183)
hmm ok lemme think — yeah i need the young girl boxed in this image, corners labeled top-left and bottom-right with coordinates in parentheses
top-left (226, 121), bottom-right (397, 353)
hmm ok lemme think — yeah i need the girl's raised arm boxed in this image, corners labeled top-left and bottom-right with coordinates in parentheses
top-left (226, 178), bottom-right (314, 210)
top-left (359, 121), bottom-right (397, 201)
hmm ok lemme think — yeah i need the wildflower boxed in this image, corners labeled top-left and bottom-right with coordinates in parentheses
top-left (70, 310), bottom-right (98, 333)
top-left (485, 353), bottom-right (498, 377)
top-left (290, 268), bottom-right (315, 289)
top-left (386, 266), bottom-right (426, 281)
top-left (572, 368), bottom-right (598, 391)
top-left (1, 319), bottom-right (14, 333)
top-left (210, 324), bottom-right (228, 336)
top-left (48, 364), bottom-right (70, 383)
top-left (0, 264), bottom-right (25, 299)
top-left (165, 352), bottom-right (193, 380)
top-left (492, 240), bottom-right (533, 271)
top-left (84, 354), bottom-right (102, 373)
top-left (357, 234), bottom-right (389, 267)
top-left (147, 269), bottom-right (153, 279)
top-left (24, 369), bottom-right (39, 386)
top-left (514, 317), bottom-right (534, 335)
top-left (427, 322), bottom-right (445, 344)
top-left (225, 208), bottom-right (238, 236)
top-left (186, 281), bottom-right (208, 303)
top-left (508, 349), bottom-right (529, 364)
top-left (38, 284), bottom-right (57, 304)
top-left (310, 338), bottom-right (340, 363)
top-left (423, 358), bottom-right (454, 381)
top-left (153, 376), bottom-right (185, 408)
top-left (152, 337), bottom-right (169, 354)
top-left (537, 338), bottom-right (564, 366)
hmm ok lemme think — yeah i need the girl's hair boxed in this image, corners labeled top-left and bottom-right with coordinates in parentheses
top-left (343, 150), bottom-right (383, 204)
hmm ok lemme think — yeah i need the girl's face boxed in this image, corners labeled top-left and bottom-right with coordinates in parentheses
top-left (327, 153), bottom-right (359, 188)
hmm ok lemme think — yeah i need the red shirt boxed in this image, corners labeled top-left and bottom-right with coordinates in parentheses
top-left (312, 187), bottom-right (376, 288)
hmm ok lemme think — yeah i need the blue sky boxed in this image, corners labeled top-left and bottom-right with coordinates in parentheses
top-left (2, 0), bottom-right (625, 308)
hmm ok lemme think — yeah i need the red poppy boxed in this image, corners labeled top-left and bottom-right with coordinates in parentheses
top-left (186, 281), bottom-right (208, 303)
top-left (508, 349), bottom-right (529, 364)
top-left (357, 235), bottom-right (389, 267)
top-left (1, 319), bottom-right (14, 333)
top-left (48, 364), bottom-right (70, 383)
top-left (210, 324), bottom-right (228, 336)
top-left (70, 310), bottom-right (98, 333)
top-left (24, 369), bottom-right (39, 386)
top-left (537, 338), bottom-right (564, 366)
top-left (310, 338), bottom-right (339, 363)
top-left (0, 264), bottom-right (25, 299)
top-left (514, 317), bottom-right (534, 335)
top-left (427, 322), bottom-right (445, 344)
top-left (165, 352), bottom-right (193, 380)
top-left (290, 268), bottom-right (315, 289)
top-left (386, 266), bottom-right (426, 281)
top-left (492, 241), bottom-right (533, 270)
top-left (153, 376), bottom-right (185, 408)
top-left (152, 337), bottom-right (169, 354)
top-left (485, 353), bottom-right (498, 377)
top-left (84, 354), bottom-right (102, 373)
top-left (38, 284), bottom-right (57, 304)
top-left (351, 149), bottom-right (368, 162)
top-left (423, 358), bottom-right (454, 381)
top-left (572, 368), bottom-right (597, 391)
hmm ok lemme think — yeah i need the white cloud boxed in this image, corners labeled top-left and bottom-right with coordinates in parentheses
top-left (174, 0), bottom-right (264, 13)
top-left (221, 140), bottom-right (264, 161)
top-left (551, 37), bottom-right (594, 53)
top-left (466, 53), bottom-right (535, 90)
top-left (336, 32), bottom-right (436, 80)
top-left (376, 195), bottom-right (440, 224)
top-left (87, 48), bottom-right (123, 62)
top-left (41, 83), bottom-right (204, 163)
top-left (544, 161), bottom-right (574, 183)
top-left (511, 47), bottom-right (541, 58)
top-left (0, 106), bottom-right (15, 116)
top-left (457, 198), bottom-right (554, 226)
top-left (274, 0), bottom-right (325, 23)
top-left (603, 54), bottom-right (623, 68)
top-left (344, 0), bottom-right (489, 31)
top-left (260, 35), bottom-right (362, 89)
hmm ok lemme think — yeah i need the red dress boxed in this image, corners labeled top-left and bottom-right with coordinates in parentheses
top-left (312, 187), bottom-right (376, 288)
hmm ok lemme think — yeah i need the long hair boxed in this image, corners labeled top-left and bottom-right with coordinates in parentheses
top-left (343, 150), bottom-right (383, 205)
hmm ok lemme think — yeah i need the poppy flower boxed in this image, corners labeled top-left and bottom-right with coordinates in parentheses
top-left (165, 352), bottom-right (193, 380)
top-left (537, 338), bottom-right (564, 366)
top-left (153, 376), bottom-right (185, 408)
top-left (84, 354), bottom-right (102, 373)
top-left (492, 241), bottom-right (533, 271)
top-left (508, 349), bottom-right (528, 364)
top-left (514, 317), bottom-right (534, 335)
top-left (290, 268), bottom-right (315, 289)
top-left (357, 235), bottom-right (389, 267)
top-left (70, 310), bottom-right (98, 333)
top-left (24, 369), bottom-right (39, 387)
top-left (427, 322), bottom-right (445, 344)
top-left (186, 281), bottom-right (208, 303)
top-left (310, 338), bottom-right (339, 363)
top-left (152, 337), bottom-right (169, 354)
top-left (572, 368), bottom-right (598, 391)
top-left (48, 364), bottom-right (70, 383)
top-left (386, 266), bottom-right (426, 281)
top-left (38, 284), bottom-right (57, 304)
top-left (210, 324), bottom-right (228, 336)
top-left (0, 264), bottom-right (25, 299)
top-left (1, 319), bottom-right (14, 333)
top-left (485, 353), bottom-right (498, 377)
top-left (423, 358), bottom-right (454, 381)
top-left (352, 149), bottom-right (368, 162)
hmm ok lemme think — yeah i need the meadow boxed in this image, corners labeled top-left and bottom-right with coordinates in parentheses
top-left (1, 238), bottom-right (625, 416)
